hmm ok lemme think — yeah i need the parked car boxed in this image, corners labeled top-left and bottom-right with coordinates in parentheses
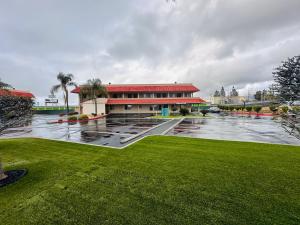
top-left (292, 101), bottom-right (300, 106)
top-left (209, 106), bottom-right (221, 113)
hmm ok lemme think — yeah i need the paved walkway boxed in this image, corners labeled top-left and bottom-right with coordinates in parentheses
top-left (118, 119), bottom-right (182, 148)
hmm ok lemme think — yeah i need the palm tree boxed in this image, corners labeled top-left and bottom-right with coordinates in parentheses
top-left (51, 73), bottom-right (77, 114)
top-left (80, 78), bottom-right (107, 115)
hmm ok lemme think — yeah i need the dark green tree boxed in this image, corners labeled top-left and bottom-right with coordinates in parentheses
top-left (245, 106), bottom-right (252, 112)
top-left (254, 91), bottom-right (262, 101)
top-left (273, 56), bottom-right (300, 103)
top-left (0, 80), bottom-right (33, 181)
top-left (179, 108), bottom-right (189, 116)
top-left (273, 56), bottom-right (300, 139)
top-left (253, 106), bottom-right (262, 114)
top-left (200, 109), bottom-right (209, 117)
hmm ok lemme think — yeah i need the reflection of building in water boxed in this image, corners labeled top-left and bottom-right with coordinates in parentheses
top-left (211, 86), bottom-right (246, 105)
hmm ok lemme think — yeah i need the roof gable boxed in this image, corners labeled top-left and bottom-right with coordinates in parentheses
top-left (0, 89), bottom-right (34, 98)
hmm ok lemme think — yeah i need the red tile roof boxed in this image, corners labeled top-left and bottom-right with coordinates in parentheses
top-left (106, 98), bottom-right (205, 105)
top-left (0, 89), bottom-right (34, 98)
top-left (72, 83), bottom-right (200, 93)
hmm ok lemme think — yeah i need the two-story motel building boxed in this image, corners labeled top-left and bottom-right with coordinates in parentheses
top-left (71, 83), bottom-right (205, 116)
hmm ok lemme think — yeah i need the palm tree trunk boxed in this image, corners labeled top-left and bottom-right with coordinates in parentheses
top-left (94, 98), bottom-right (97, 115)
top-left (0, 161), bottom-right (7, 180)
top-left (65, 88), bottom-right (69, 114)
top-left (93, 90), bottom-right (97, 115)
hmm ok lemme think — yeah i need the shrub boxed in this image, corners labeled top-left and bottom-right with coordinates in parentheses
top-left (200, 109), bottom-right (209, 117)
top-left (179, 108), bottom-right (189, 116)
top-left (0, 95), bottom-right (33, 132)
top-left (269, 105), bottom-right (278, 113)
top-left (78, 114), bottom-right (89, 121)
top-left (281, 106), bottom-right (289, 113)
top-left (224, 106), bottom-right (229, 111)
top-left (234, 106), bottom-right (242, 111)
top-left (172, 107), bottom-right (178, 112)
top-left (218, 105), bottom-right (224, 110)
top-left (245, 106), bottom-right (252, 112)
top-left (292, 106), bottom-right (300, 113)
top-left (68, 115), bottom-right (78, 121)
top-left (228, 106), bottom-right (235, 111)
top-left (253, 106), bottom-right (262, 113)
top-left (68, 112), bottom-right (78, 116)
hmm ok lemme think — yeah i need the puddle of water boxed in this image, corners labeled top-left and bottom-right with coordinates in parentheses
top-left (167, 114), bottom-right (300, 145)
top-left (0, 115), bottom-right (166, 147)
top-left (1, 114), bottom-right (299, 147)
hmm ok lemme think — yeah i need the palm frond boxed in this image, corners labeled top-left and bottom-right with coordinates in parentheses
top-left (57, 72), bottom-right (74, 85)
top-left (96, 85), bottom-right (108, 97)
top-left (66, 73), bottom-right (74, 80)
top-left (80, 78), bottom-right (107, 98)
top-left (80, 85), bottom-right (92, 94)
top-left (51, 84), bottom-right (61, 94)
top-left (87, 78), bottom-right (102, 87)
top-left (57, 72), bottom-right (66, 81)
top-left (68, 81), bottom-right (77, 87)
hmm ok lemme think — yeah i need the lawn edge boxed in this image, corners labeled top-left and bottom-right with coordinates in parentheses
top-left (1, 135), bottom-right (299, 151)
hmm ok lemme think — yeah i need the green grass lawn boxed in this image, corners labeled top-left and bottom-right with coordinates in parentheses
top-left (0, 136), bottom-right (299, 225)
top-left (33, 106), bottom-right (76, 111)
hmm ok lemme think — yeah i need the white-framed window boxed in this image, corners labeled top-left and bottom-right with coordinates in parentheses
top-left (184, 92), bottom-right (192, 97)
top-left (112, 93), bottom-right (122, 98)
top-left (127, 93), bottom-right (138, 98)
top-left (169, 93), bottom-right (175, 98)
top-left (155, 93), bottom-right (168, 98)
top-left (150, 105), bottom-right (162, 111)
top-left (124, 105), bottom-right (133, 110)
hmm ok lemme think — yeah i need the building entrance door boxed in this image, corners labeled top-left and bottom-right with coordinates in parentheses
top-left (161, 105), bottom-right (169, 116)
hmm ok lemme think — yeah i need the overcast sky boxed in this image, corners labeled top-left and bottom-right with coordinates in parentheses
top-left (1, 0), bottom-right (300, 105)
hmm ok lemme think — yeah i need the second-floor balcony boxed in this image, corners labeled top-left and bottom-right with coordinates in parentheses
top-left (110, 92), bottom-right (193, 99)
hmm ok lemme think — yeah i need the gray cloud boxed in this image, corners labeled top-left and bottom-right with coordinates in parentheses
top-left (0, 0), bottom-right (300, 104)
